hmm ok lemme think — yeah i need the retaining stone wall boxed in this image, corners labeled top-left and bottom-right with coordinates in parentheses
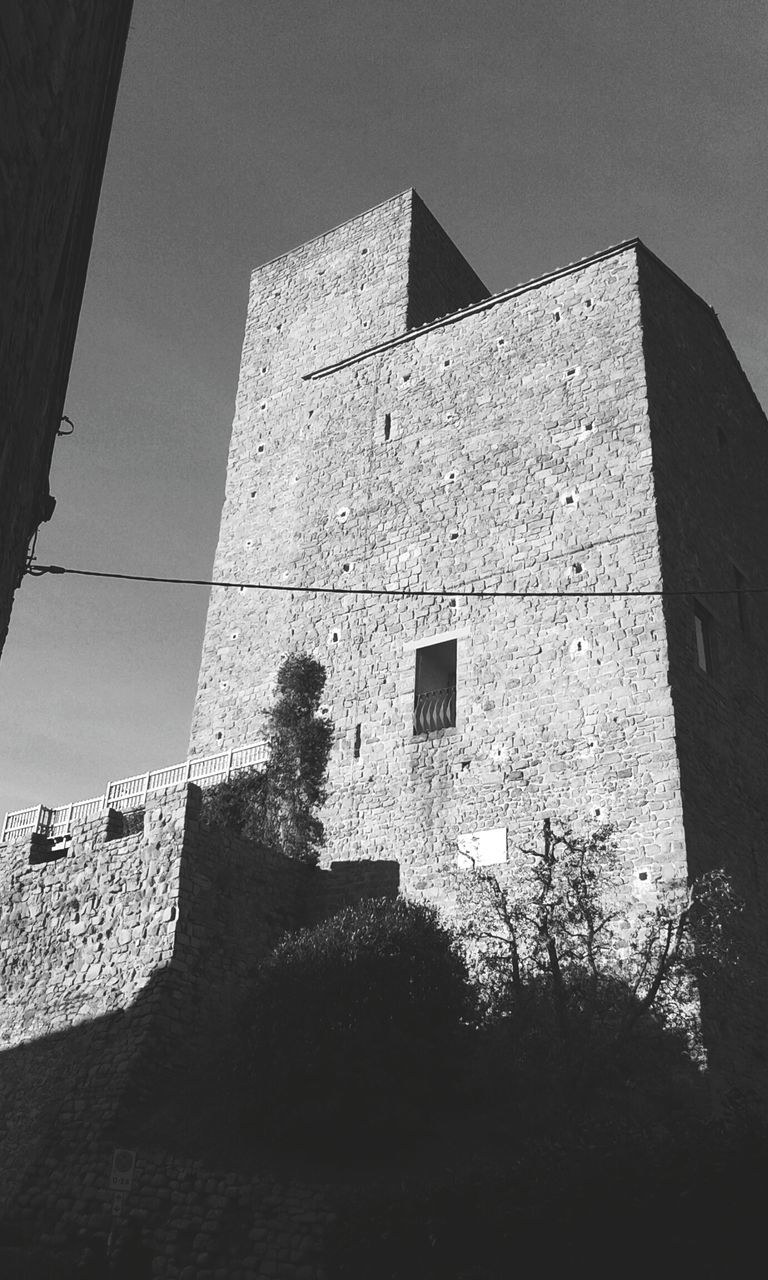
top-left (0, 780), bottom-right (398, 1269)
top-left (0, 787), bottom-right (189, 1211)
top-left (22, 1146), bottom-right (335, 1279)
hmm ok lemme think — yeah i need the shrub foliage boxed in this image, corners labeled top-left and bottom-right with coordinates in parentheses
top-left (242, 896), bottom-right (475, 1141)
top-left (453, 817), bottom-right (739, 1092)
top-left (199, 768), bottom-right (268, 844)
top-left (266, 653), bottom-right (334, 863)
top-left (201, 653), bottom-right (333, 863)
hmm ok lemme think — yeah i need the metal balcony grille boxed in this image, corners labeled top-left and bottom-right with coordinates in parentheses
top-left (413, 686), bottom-right (456, 735)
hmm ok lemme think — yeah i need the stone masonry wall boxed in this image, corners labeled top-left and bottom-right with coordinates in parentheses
top-left (406, 191), bottom-right (490, 329)
top-left (0, 781), bottom-right (398, 1269)
top-left (0, 783), bottom-right (306, 1218)
top-left (190, 202), bottom-right (689, 922)
top-left (0, 1), bottom-right (132, 657)
top-left (639, 251), bottom-right (768, 1101)
top-left (0, 786), bottom-right (190, 1211)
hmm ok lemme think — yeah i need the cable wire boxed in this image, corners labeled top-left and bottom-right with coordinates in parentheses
top-left (25, 564), bottom-right (768, 599)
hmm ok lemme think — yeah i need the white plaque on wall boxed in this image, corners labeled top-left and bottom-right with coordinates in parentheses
top-left (457, 827), bottom-right (508, 868)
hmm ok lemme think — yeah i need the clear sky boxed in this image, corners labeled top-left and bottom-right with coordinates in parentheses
top-left (1, 0), bottom-right (766, 821)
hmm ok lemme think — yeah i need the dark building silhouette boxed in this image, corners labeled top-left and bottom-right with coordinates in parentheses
top-left (0, 0), bottom-right (134, 657)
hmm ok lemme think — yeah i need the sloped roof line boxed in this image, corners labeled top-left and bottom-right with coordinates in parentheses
top-left (299, 235), bottom-right (767, 434)
top-left (302, 236), bottom-right (652, 380)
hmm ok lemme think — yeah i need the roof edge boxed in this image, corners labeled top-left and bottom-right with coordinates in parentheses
top-left (303, 237), bottom-right (645, 381)
top-left (636, 244), bottom-right (768, 432)
top-left (249, 189), bottom-right (417, 277)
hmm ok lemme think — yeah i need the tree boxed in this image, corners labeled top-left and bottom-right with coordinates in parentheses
top-left (199, 767), bottom-right (269, 845)
top-left (453, 818), bottom-right (739, 1063)
top-left (241, 896), bottom-right (475, 1145)
top-left (263, 653), bottom-right (334, 864)
top-left (201, 653), bottom-right (333, 863)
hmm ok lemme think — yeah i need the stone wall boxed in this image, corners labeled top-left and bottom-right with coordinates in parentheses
top-left (188, 194), bottom-right (768, 1098)
top-left (0, 786), bottom-right (190, 1211)
top-left (0, 1), bottom-right (133, 657)
top-left (640, 251), bottom-right (768, 1101)
top-left (405, 191), bottom-right (490, 329)
top-left (0, 779), bottom-right (398, 1268)
top-left (10, 1141), bottom-right (336, 1278)
top-left (190, 199), bottom-right (689, 918)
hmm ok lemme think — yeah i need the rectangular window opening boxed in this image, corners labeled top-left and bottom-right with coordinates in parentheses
top-left (384, 413), bottom-right (391, 442)
top-left (413, 639), bottom-right (457, 735)
top-left (694, 603), bottom-right (714, 674)
top-left (353, 723), bottom-right (361, 758)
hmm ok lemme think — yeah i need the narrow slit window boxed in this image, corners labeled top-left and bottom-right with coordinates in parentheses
top-left (353, 724), bottom-right (361, 758)
top-left (694, 603), bottom-right (714, 674)
top-left (384, 413), bottom-right (391, 442)
top-left (413, 639), bottom-right (457, 735)
top-left (717, 426), bottom-right (734, 478)
top-left (734, 567), bottom-right (749, 637)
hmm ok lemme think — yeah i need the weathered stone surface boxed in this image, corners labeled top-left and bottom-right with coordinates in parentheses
top-left (0, 781), bottom-right (395, 1273)
top-left (190, 196), bottom-right (684, 901)
top-left (3, 195), bottom-right (768, 1269)
top-left (188, 192), bottom-right (768, 1099)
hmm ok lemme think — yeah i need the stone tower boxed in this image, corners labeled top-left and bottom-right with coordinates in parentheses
top-left (190, 192), bottom-right (768, 1087)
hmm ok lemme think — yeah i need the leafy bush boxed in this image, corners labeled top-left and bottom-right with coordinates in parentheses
top-left (453, 818), bottom-right (739, 1117)
top-left (455, 818), bottom-right (738, 1046)
top-left (241, 896), bottom-right (476, 1144)
top-left (266, 653), bottom-right (334, 863)
top-left (201, 653), bottom-right (333, 863)
top-left (199, 768), bottom-right (269, 844)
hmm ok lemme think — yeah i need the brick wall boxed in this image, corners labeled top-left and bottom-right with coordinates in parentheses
top-left (0, 1), bottom-right (132, 657)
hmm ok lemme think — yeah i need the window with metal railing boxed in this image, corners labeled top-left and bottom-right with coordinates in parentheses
top-left (413, 639), bottom-right (457, 735)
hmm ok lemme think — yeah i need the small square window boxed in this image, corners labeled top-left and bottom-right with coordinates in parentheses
top-left (413, 639), bottom-right (457, 734)
top-left (694, 603), bottom-right (714, 674)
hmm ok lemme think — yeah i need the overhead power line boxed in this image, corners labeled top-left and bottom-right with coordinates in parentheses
top-left (25, 563), bottom-right (768, 599)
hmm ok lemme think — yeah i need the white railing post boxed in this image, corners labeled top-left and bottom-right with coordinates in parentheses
top-left (2, 740), bottom-right (271, 843)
